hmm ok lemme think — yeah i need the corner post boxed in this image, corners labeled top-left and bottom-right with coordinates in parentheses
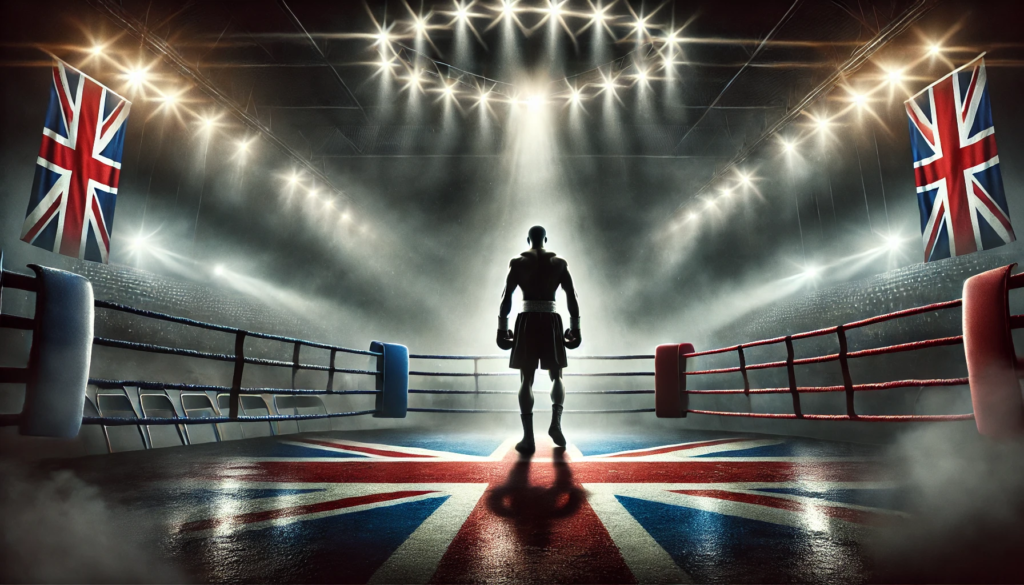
top-left (655, 343), bottom-right (694, 418)
top-left (371, 341), bottom-right (408, 418)
top-left (21, 265), bottom-right (93, 438)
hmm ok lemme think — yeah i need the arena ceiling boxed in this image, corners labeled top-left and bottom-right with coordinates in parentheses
top-left (2, 0), bottom-right (1022, 352)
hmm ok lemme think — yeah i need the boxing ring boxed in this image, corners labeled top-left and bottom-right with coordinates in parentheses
top-left (3, 255), bottom-right (1024, 583)
top-left (0, 255), bottom-right (1022, 444)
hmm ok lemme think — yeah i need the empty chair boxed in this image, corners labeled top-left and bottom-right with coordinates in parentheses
top-left (214, 395), bottom-right (244, 441)
top-left (140, 394), bottom-right (186, 448)
top-left (216, 394), bottom-right (275, 439)
top-left (275, 395), bottom-right (330, 433)
top-left (79, 396), bottom-right (111, 455)
top-left (180, 393), bottom-right (220, 444)
top-left (95, 393), bottom-right (146, 452)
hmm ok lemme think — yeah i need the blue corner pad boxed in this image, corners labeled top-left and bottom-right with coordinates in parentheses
top-left (370, 341), bottom-right (409, 418)
top-left (22, 265), bottom-right (93, 438)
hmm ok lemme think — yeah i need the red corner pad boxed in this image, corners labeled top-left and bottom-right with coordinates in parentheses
top-left (963, 264), bottom-right (1024, 438)
top-left (655, 343), bottom-right (694, 418)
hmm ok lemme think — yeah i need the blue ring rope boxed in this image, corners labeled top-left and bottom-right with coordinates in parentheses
top-left (94, 300), bottom-right (381, 356)
top-left (81, 409), bottom-right (377, 426)
top-left (88, 378), bottom-right (379, 395)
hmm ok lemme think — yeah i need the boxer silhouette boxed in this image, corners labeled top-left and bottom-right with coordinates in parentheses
top-left (497, 226), bottom-right (581, 454)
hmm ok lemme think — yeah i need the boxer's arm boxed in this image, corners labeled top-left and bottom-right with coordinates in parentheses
top-left (498, 263), bottom-right (517, 331)
top-left (561, 267), bottom-right (580, 331)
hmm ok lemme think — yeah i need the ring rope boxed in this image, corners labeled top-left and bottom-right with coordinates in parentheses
top-left (408, 353), bottom-right (654, 360)
top-left (408, 407), bottom-right (657, 414)
top-left (94, 299), bottom-right (381, 357)
top-left (409, 389), bottom-right (655, 395)
top-left (686, 409), bottom-right (974, 422)
top-left (685, 377), bottom-right (969, 394)
top-left (681, 299), bottom-right (964, 359)
top-left (80, 410), bottom-right (377, 426)
top-left (409, 370), bottom-right (654, 377)
top-left (92, 337), bottom-right (377, 375)
top-left (88, 378), bottom-right (380, 395)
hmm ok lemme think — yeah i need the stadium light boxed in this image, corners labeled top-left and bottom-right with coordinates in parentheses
top-left (886, 69), bottom-right (903, 84)
top-left (126, 67), bottom-right (148, 87)
top-left (90, 44), bottom-right (104, 56)
top-left (413, 16), bottom-right (428, 35)
top-left (928, 42), bottom-right (942, 56)
top-left (568, 87), bottom-right (583, 106)
top-left (884, 234), bottom-right (902, 250)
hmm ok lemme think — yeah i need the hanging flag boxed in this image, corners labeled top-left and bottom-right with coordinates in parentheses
top-left (905, 55), bottom-right (1014, 262)
top-left (21, 60), bottom-right (131, 263)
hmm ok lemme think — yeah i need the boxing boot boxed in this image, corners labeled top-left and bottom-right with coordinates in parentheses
top-left (548, 404), bottom-right (566, 447)
top-left (515, 413), bottom-right (536, 454)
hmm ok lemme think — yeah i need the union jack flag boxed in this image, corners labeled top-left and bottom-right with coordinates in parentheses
top-left (160, 430), bottom-right (900, 582)
top-left (905, 56), bottom-right (1014, 262)
top-left (21, 60), bottom-right (130, 263)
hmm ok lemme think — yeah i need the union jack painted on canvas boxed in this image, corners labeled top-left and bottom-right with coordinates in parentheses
top-left (164, 431), bottom-right (899, 582)
top-left (21, 60), bottom-right (130, 263)
top-left (905, 56), bottom-right (1014, 262)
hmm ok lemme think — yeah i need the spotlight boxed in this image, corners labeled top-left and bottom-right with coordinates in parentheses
top-left (237, 138), bottom-right (251, 155)
top-left (413, 16), bottom-right (428, 35)
top-left (201, 115), bottom-right (217, 131)
top-left (886, 68), bottom-right (903, 84)
top-left (568, 87), bottom-right (583, 106)
top-left (325, 199), bottom-right (335, 210)
top-left (738, 172), bottom-right (752, 187)
top-left (126, 67), bottom-right (148, 87)
top-left (885, 234), bottom-right (902, 250)
top-left (720, 187), bottom-right (733, 199)
top-left (545, 0), bottom-right (563, 17)
top-left (634, 16), bottom-right (648, 34)
top-left (802, 265), bottom-right (819, 278)
top-left (213, 264), bottom-right (225, 276)
top-left (687, 212), bottom-right (697, 221)
top-left (158, 92), bottom-right (177, 107)
top-left (308, 188), bottom-right (319, 200)
top-left (526, 94), bottom-right (544, 112)
top-left (636, 68), bottom-right (648, 83)
top-left (814, 116), bottom-right (830, 132)
top-left (850, 91), bottom-right (866, 107)
top-left (341, 212), bottom-right (352, 222)
top-left (781, 138), bottom-right (796, 154)
top-left (442, 83), bottom-right (456, 100)
top-left (287, 172), bottom-right (299, 186)
top-left (130, 234), bottom-right (148, 250)
top-left (454, 2), bottom-right (469, 23)
top-left (379, 55), bottom-right (394, 72)
top-left (502, 0), bottom-right (516, 15)
top-left (478, 90), bottom-right (490, 105)
top-left (89, 44), bottom-right (103, 56)
top-left (592, 5), bottom-right (608, 22)
top-left (928, 42), bottom-right (942, 56)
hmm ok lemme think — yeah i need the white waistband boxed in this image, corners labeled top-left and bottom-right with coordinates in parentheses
top-left (522, 300), bottom-right (557, 313)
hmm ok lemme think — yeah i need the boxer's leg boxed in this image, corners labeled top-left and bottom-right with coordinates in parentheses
top-left (516, 368), bottom-right (536, 454)
top-left (548, 368), bottom-right (566, 447)
top-left (519, 368), bottom-right (536, 414)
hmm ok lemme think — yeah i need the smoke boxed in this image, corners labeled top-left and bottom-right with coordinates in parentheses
top-left (866, 425), bottom-right (1024, 583)
top-left (0, 461), bottom-right (185, 583)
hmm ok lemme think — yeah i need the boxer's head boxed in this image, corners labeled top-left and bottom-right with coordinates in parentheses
top-left (528, 225), bottom-right (547, 248)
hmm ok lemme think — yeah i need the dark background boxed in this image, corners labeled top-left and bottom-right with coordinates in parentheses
top-left (0, 0), bottom-right (1022, 369)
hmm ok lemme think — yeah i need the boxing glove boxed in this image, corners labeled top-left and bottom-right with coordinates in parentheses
top-left (564, 328), bottom-right (582, 350)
